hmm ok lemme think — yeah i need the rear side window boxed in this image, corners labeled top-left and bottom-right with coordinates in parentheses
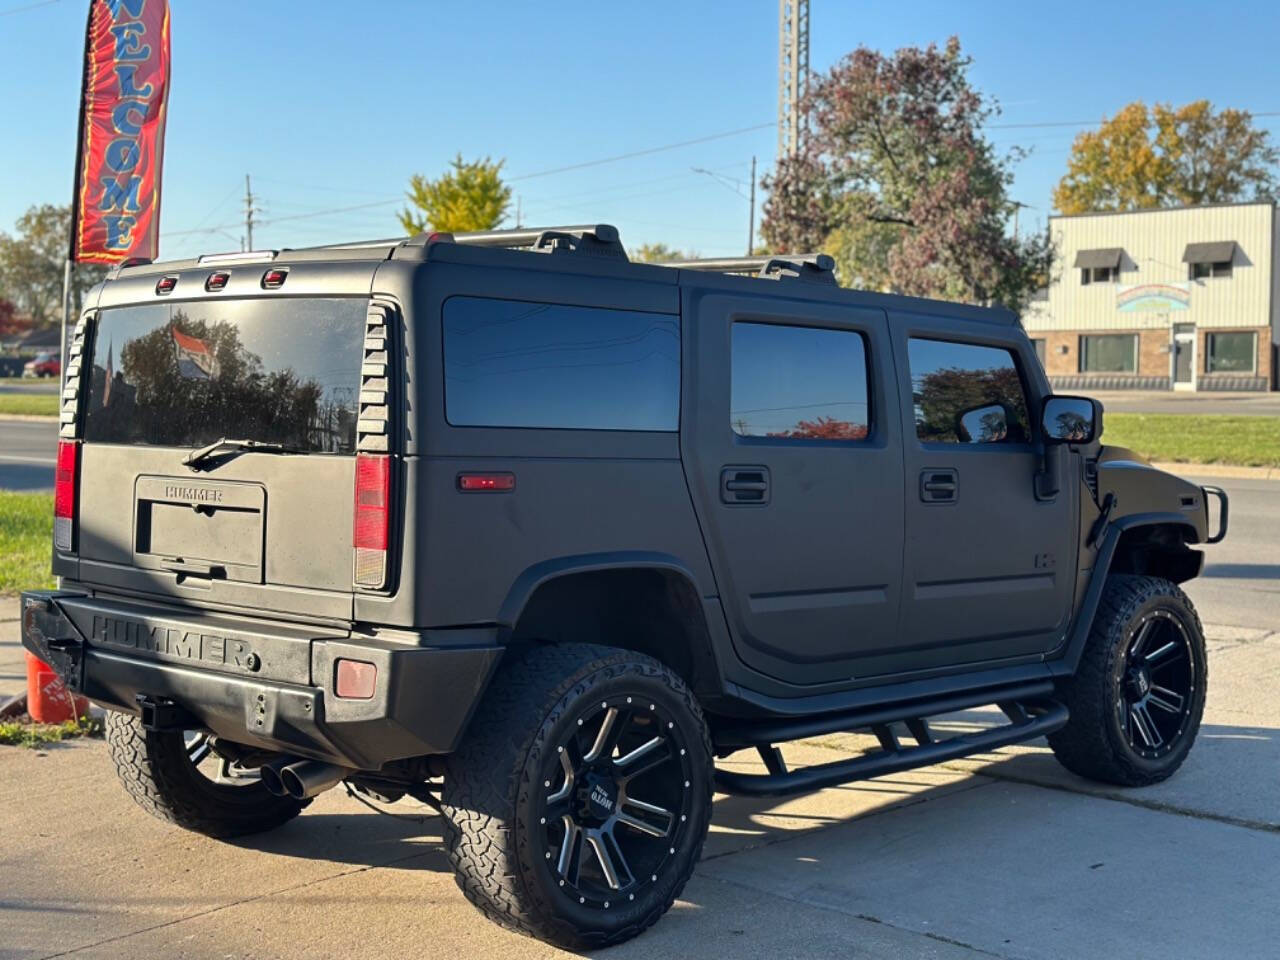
top-left (84, 298), bottom-right (367, 452)
top-left (731, 322), bottom-right (870, 440)
top-left (442, 296), bottom-right (679, 431)
top-left (908, 337), bottom-right (1030, 444)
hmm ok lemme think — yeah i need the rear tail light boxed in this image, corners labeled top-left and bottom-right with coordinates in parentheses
top-left (353, 453), bottom-right (389, 588)
top-left (53, 440), bottom-right (78, 552)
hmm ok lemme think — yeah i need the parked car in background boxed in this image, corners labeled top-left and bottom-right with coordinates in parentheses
top-left (22, 352), bottom-right (60, 378)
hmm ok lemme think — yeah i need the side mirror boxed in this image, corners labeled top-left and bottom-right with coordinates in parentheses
top-left (956, 403), bottom-right (1009, 444)
top-left (1041, 395), bottom-right (1101, 444)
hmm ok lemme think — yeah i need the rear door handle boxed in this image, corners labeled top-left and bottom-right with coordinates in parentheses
top-left (920, 469), bottom-right (958, 503)
top-left (721, 466), bottom-right (770, 504)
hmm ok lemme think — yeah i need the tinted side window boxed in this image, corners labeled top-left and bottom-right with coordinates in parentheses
top-left (442, 297), bottom-right (679, 431)
top-left (908, 338), bottom-right (1030, 444)
top-left (731, 322), bottom-right (869, 440)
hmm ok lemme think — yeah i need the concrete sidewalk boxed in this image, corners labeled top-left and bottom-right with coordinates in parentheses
top-left (1, 616), bottom-right (1277, 959)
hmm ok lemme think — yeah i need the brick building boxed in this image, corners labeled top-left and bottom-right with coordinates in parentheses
top-left (1023, 202), bottom-right (1279, 391)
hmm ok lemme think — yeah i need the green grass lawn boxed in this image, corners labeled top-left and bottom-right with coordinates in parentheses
top-left (0, 393), bottom-right (59, 417)
top-left (1104, 413), bottom-right (1280, 468)
top-left (0, 492), bottom-right (54, 594)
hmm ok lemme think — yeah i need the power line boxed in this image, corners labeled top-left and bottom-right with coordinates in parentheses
top-left (0, 0), bottom-right (58, 17)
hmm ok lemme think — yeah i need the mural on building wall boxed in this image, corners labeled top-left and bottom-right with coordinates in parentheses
top-left (1116, 283), bottom-right (1191, 313)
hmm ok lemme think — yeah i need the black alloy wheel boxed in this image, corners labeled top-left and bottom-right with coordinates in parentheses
top-left (1117, 610), bottom-right (1197, 759)
top-left (539, 696), bottom-right (692, 910)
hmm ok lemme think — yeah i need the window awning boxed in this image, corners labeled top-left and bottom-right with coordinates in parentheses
top-left (1182, 241), bottom-right (1236, 264)
top-left (1073, 248), bottom-right (1123, 269)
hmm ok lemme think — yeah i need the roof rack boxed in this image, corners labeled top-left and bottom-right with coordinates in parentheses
top-left (298, 224), bottom-right (629, 260)
top-left (659, 254), bottom-right (837, 284)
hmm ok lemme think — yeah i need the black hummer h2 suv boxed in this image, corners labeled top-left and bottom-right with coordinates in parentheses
top-left (21, 224), bottom-right (1228, 949)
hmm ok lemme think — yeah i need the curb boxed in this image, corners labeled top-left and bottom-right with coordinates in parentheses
top-left (0, 414), bottom-right (57, 423)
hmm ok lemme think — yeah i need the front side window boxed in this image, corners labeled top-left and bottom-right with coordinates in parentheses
top-left (442, 296), bottom-right (679, 431)
top-left (908, 338), bottom-right (1030, 444)
top-left (1206, 332), bottom-right (1256, 373)
top-left (1031, 338), bottom-right (1047, 369)
top-left (730, 322), bottom-right (870, 440)
top-left (84, 298), bottom-right (367, 452)
top-left (1080, 334), bottom-right (1137, 373)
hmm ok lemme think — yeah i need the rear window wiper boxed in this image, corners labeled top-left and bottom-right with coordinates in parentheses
top-left (183, 437), bottom-right (303, 471)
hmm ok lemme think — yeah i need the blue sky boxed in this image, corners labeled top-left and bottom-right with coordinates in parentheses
top-left (4, 0), bottom-right (1280, 258)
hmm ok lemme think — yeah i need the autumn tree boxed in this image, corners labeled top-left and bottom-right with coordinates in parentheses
top-left (1054, 100), bottom-right (1279, 214)
top-left (399, 155), bottom-right (512, 234)
top-left (0, 205), bottom-right (107, 326)
top-left (0, 298), bottom-right (23, 338)
top-left (760, 38), bottom-right (1051, 310)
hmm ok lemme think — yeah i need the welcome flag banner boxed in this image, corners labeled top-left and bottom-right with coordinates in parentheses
top-left (70, 0), bottom-right (171, 264)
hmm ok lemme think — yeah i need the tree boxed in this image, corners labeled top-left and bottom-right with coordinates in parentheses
top-left (398, 155), bottom-right (512, 234)
top-left (0, 298), bottom-right (23, 338)
top-left (1053, 100), bottom-right (1279, 214)
top-left (761, 38), bottom-right (1051, 310)
top-left (630, 242), bottom-right (697, 263)
top-left (0, 205), bottom-right (107, 326)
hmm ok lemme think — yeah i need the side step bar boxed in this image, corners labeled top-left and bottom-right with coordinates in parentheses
top-left (713, 697), bottom-right (1069, 798)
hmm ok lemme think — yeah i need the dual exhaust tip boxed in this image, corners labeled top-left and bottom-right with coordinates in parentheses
top-left (259, 757), bottom-right (352, 800)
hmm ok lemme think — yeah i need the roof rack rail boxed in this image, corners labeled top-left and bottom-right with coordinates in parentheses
top-left (416, 223), bottom-right (628, 260)
top-left (292, 224), bottom-right (627, 259)
top-left (659, 253), bottom-right (836, 284)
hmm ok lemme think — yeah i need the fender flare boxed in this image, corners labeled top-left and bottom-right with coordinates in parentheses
top-left (1051, 512), bottom-right (1201, 677)
top-left (496, 551), bottom-right (712, 629)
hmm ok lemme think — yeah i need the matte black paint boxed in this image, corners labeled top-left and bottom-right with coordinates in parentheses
top-left (34, 232), bottom-right (1221, 767)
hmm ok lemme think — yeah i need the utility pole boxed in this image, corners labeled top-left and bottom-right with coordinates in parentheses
top-left (777, 0), bottom-right (810, 159)
top-left (747, 155), bottom-right (757, 255)
top-left (243, 174), bottom-right (258, 250)
top-left (516, 195), bottom-right (522, 228)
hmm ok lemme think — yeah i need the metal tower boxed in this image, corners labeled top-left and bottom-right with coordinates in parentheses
top-left (777, 0), bottom-right (810, 159)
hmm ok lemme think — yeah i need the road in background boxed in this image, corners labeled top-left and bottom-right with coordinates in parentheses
top-left (1081, 389), bottom-right (1280, 416)
top-left (0, 419), bottom-right (55, 491)
top-left (0, 378), bottom-right (59, 395)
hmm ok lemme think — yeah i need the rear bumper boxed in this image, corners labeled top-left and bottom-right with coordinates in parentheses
top-left (19, 590), bottom-right (502, 770)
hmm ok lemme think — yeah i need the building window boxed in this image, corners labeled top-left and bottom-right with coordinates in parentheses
top-left (908, 338), bottom-right (1031, 445)
top-left (1079, 334), bottom-right (1138, 373)
top-left (1206, 332), bottom-right (1256, 373)
top-left (1030, 338), bottom-right (1047, 369)
top-left (1189, 261), bottom-right (1233, 280)
top-left (731, 322), bottom-right (870, 440)
top-left (1081, 266), bottom-right (1118, 285)
top-left (442, 297), bottom-right (680, 431)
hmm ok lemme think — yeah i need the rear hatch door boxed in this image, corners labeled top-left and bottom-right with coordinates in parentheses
top-left (72, 293), bottom-right (380, 622)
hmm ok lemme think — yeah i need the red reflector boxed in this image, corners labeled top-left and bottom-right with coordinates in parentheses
top-left (335, 658), bottom-right (377, 699)
top-left (54, 440), bottom-right (78, 551)
top-left (155, 275), bottom-right (177, 295)
top-left (457, 472), bottom-right (515, 492)
top-left (205, 271), bottom-right (230, 291)
top-left (262, 268), bottom-right (287, 289)
top-left (353, 454), bottom-right (390, 550)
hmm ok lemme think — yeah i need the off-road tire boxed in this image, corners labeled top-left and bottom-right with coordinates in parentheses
top-left (106, 711), bottom-right (307, 838)
top-left (441, 643), bottom-right (714, 950)
top-left (1049, 575), bottom-right (1207, 786)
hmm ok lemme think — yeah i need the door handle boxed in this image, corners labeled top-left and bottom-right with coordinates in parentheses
top-left (721, 466), bottom-right (770, 504)
top-left (920, 469), bottom-right (958, 503)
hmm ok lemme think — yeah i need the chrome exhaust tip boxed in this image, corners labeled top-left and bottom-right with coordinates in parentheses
top-left (258, 758), bottom-right (294, 797)
top-left (279, 759), bottom-right (353, 800)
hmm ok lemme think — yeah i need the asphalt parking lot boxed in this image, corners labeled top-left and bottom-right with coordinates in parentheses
top-left (2, 608), bottom-right (1277, 960)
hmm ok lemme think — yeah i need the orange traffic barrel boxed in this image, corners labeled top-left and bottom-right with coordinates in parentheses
top-left (25, 652), bottom-right (89, 724)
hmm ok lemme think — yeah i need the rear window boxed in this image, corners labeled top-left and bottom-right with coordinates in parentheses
top-left (442, 296), bottom-right (680, 431)
top-left (83, 298), bottom-right (367, 453)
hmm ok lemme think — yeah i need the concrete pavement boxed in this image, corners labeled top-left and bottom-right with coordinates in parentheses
top-left (1, 614), bottom-right (1277, 959)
